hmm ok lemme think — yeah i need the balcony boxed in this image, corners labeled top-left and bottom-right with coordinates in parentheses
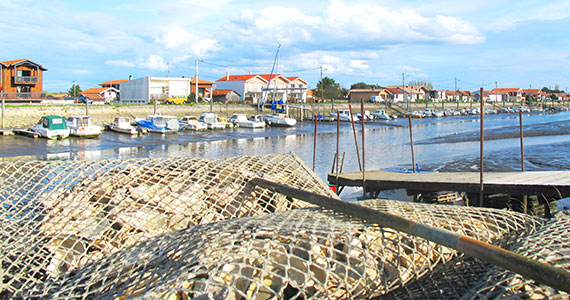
top-left (1, 92), bottom-right (47, 100)
top-left (13, 76), bottom-right (39, 84)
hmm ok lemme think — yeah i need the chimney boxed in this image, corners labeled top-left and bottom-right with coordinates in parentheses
top-left (129, 75), bottom-right (132, 80)
top-left (249, 71), bottom-right (252, 75)
top-left (226, 72), bottom-right (229, 80)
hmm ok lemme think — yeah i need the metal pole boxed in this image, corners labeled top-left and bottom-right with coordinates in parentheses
top-left (519, 111), bottom-right (525, 172)
top-left (361, 98), bottom-right (366, 198)
top-left (479, 87), bottom-right (484, 207)
top-left (313, 115), bottom-right (317, 172)
top-left (249, 178), bottom-right (570, 294)
top-left (320, 66), bottom-right (324, 102)
top-left (1, 96), bottom-right (4, 129)
top-left (195, 59), bottom-right (199, 104)
top-left (335, 111), bottom-right (340, 189)
top-left (408, 116), bottom-right (416, 173)
top-left (348, 104), bottom-right (362, 171)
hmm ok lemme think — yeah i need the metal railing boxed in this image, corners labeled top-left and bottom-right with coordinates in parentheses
top-left (0, 92), bottom-right (47, 99)
top-left (13, 76), bottom-right (39, 83)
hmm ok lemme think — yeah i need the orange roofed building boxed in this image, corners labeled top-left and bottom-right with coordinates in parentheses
top-left (216, 73), bottom-right (307, 104)
top-left (0, 58), bottom-right (47, 101)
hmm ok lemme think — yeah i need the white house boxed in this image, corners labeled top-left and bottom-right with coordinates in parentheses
top-left (119, 76), bottom-right (192, 104)
top-left (81, 87), bottom-right (119, 103)
top-left (215, 73), bottom-right (308, 104)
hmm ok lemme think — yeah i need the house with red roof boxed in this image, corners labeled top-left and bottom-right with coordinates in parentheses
top-left (216, 73), bottom-right (307, 104)
top-left (0, 58), bottom-right (47, 101)
top-left (492, 88), bottom-right (523, 102)
top-left (81, 87), bottom-right (119, 103)
top-left (522, 89), bottom-right (546, 101)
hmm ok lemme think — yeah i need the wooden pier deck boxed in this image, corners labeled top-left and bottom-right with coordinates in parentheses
top-left (328, 170), bottom-right (570, 198)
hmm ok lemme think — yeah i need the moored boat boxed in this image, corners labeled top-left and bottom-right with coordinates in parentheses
top-left (66, 116), bottom-right (102, 138)
top-left (107, 117), bottom-right (144, 135)
top-left (180, 116), bottom-right (207, 131)
top-left (371, 109), bottom-right (391, 120)
top-left (29, 115), bottom-right (70, 139)
top-left (228, 113), bottom-right (265, 128)
top-left (198, 112), bottom-right (226, 129)
top-left (263, 113), bottom-right (297, 127)
top-left (135, 115), bottom-right (180, 133)
top-left (329, 110), bottom-right (357, 122)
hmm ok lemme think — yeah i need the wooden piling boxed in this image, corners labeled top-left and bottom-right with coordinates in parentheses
top-left (313, 115), bottom-right (317, 171)
top-left (348, 104), bottom-right (362, 171)
top-left (408, 116), bottom-right (416, 173)
top-left (361, 98), bottom-right (366, 198)
top-left (479, 87), bottom-right (484, 207)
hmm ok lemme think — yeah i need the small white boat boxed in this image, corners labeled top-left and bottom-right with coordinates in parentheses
top-left (371, 109), bottom-right (391, 120)
top-left (198, 112), bottom-right (226, 129)
top-left (180, 116), bottom-right (207, 131)
top-left (108, 117), bottom-right (143, 135)
top-left (135, 115), bottom-right (180, 133)
top-left (228, 113), bottom-right (265, 128)
top-left (30, 115), bottom-right (70, 139)
top-left (329, 110), bottom-right (357, 122)
top-left (263, 113), bottom-right (297, 127)
top-left (66, 116), bottom-right (102, 138)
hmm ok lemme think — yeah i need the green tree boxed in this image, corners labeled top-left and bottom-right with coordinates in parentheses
top-left (68, 84), bottom-right (82, 97)
top-left (350, 82), bottom-right (384, 90)
top-left (314, 76), bottom-right (346, 100)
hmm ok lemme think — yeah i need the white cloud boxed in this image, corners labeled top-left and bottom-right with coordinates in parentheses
top-left (489, 1), bottom-right (570, 31)
top-left (155, 24), bottom-right (220, 57)
top-left (397, 65), bottom-right (421, 72)
top-left (105, 59), bottom-right (135, 67)
top-left (222, 0), bottom-right (484, 49)
top-left (350, 60), bottom-right (369, 70)
top-left (139, 55), bottom-right (169, 71)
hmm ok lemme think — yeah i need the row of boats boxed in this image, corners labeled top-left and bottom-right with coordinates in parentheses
top-left (25, 112), bottom-right (298, 140)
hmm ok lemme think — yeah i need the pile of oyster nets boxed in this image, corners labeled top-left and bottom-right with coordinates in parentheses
top-left (0, 154), bottom-right (568, 299)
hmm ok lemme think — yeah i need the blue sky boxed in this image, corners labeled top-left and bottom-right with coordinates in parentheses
top-left (1, 0), bottom-right (569, 92)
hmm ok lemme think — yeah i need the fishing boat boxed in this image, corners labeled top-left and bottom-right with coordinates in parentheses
top-left (107, 117), bottom-right (144, 135)
top-left (371, 109), bottom-right (391, 120)
top-left (262, 113), bottom-right (297, 127)
top-left (198, 112), bottom-right (226, 129)
top-left (135, 115), bottom-right (180, 133)
top-left (329, 110), bottom-right (357, 122)
top-left (29, 115), bottom-right (70, 139)
top-left (180, 116), bottom-right (207, 131)
top-left (228, 113), bottom-right (265, 128)
top-left (66, 116), bottom-right (102, 138)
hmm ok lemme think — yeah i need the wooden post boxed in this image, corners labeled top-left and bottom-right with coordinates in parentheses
top-left (361, 98), bottom-right (366, 198)
top-left (313, 115), bottom-right (317, 171)
top-left (519, 110), bottom-right (527, 214)
top-left (349, 104), bottom-right (362, 171)
top-left (335, 111), bottom-right (340, 189)
top-left (408, 116), bottom-right (416, 173)
top-left (85, 99), bottom-right (89, 116)
top-left (1, 97), bottom-right (4, 129)
top-left (154, 98), bottom-right (158, 115)
top-left (479, 87), bottom-right (485, 207)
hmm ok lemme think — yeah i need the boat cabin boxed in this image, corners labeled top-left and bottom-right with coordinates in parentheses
top-left (40, 116), bottom-right (67, 130)
top-left (67, 116), bottom-right (91, 127)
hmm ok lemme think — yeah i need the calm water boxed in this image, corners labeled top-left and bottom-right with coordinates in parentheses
top-left (2, 111), bottom-right (570, 198)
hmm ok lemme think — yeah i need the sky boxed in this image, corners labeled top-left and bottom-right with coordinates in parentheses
top-left (1, 0), bottom-right (569, 93)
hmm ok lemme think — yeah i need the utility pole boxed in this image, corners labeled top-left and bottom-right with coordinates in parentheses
top-left (455, 77), bottom-right (458, 109)
top-left (320, 66), bottom-right (324, 103)
top-left (403, 73), bottom-right (408, 111)
top-left (167, 63), bottom-right (170, 78)
top-left (195, 59), bottom-right (199, 104)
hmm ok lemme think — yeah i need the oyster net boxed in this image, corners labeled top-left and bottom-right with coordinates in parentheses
top-left (378, 214), bottom-right (570, 299)
top-left (0, 154), bottom-right (335, 298)
top-left (8, 196), bottom-right (541, 299)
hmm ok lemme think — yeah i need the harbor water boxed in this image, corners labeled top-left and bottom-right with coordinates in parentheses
top-left (2, 111), bottom-right (570, 199)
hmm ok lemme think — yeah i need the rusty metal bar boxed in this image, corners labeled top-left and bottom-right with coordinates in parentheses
top-left (479, 87), bottom-right (485, 207)
top-left (336, 111), bottom-right (340, 188)
top-left (250, 178), bottom-right (570, 293)
top-left (408, 116), bottom-right (416, 173)
top-left (313, 115), bottom-right (317, 171)
top-left (1, 97), bottom-right (4, 129)
top-left (348, 104), bottom-right (362, 171)
top-left (361, 98), bottom-right (366, 198)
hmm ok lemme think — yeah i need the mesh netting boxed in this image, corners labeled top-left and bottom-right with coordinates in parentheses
top-left (0, 154), bottom-right (335, 298)
top-left (1, 154), bottom-right (559, 299)
top-left (379, 215), bottom-right (570, 300)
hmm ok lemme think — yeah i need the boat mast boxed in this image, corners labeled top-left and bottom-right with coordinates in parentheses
top-left (260, 44), bottom-right (281, 113)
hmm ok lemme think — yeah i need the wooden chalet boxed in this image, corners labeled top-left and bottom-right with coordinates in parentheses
top-left (0, 58), bottom-right (47, 101)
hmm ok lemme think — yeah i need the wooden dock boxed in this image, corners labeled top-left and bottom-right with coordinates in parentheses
top-left (328, 170), bottom-right (570, 198)
top-left (13, 128), bottom-right (40, 138)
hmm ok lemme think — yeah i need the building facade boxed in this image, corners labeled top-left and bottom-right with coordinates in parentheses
top-left (119, 77), bottom-right (198, 104)
top-left (216, 73), bottom-right (307, 104)
top-left (0, 59), bottom-right (47, 100)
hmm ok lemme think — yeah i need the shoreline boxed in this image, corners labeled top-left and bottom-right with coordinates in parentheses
top-left (0, 102), bottom-right (562, 129)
